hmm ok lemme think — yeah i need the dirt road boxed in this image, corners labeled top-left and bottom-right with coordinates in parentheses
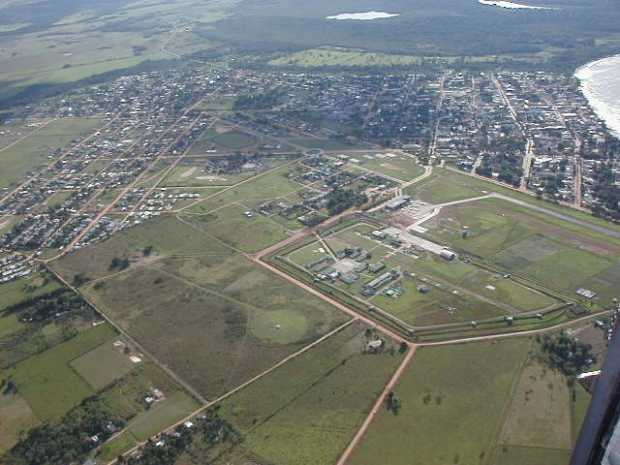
top-left (335, 345), bottom-right (416, 465)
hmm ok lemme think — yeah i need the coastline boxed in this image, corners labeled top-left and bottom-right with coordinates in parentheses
top-left (575, 54), bottom-right (620, 138)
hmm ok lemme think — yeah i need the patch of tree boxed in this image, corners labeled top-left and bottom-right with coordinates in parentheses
top-left (72, 273), bottom-right (90, 287)
top-left (325, 188), bottom-right (367, 216)
top-left (3, 288), bottom-right (93, 325)
top-left (5, 398), bottom-right (125, 465)
top-left (385, 391), bottom-right (401, 415)
top-left (233, 89), bottom-right (285, 111)
top-left (590, 162), bottom-right (620, 220)
top-left (142, 245), bottom-right (154, 257)
top-left (121, 408), bottom-right (241, 465)
top-left (109, 256), bottom-right (130, 271)
top-left (537, 332), bottom-right (595, 380)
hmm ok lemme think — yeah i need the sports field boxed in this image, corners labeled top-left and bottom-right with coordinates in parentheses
top-left (347, 152), bottom-right (424, 181)
top-left (188, 127), bottom-right (258, 154)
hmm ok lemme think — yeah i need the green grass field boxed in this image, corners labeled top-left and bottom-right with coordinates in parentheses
top-left (494, 446), bottom-right (571, 465)
top-left (349, 338), bottom-right (530, 465)
top-left (426, 196), bottom-right (620, 306)
top-left (70, 340), bottom-right (136, 390)
top-left (126, 391), bottom-right (199, 440)
top-left (182, 204), bottom-right (290, 253)
top-left (0, 272), bottom-right (63, 312)
top-left (2, 323), bottom-right (117, 422)
top-left (0, 314), bottom-right (24, 339)
top-left (201, 322), bottom-right (404, 465)
top-left (287, 137), bottom-right (369, 151)
top-left (413, 168), bottom-right (620, 236)
top-left (188, 128), bottom-right (258, 154)
top-left (73, 225), bottom-right (349, 400)
top-left (0, 118), bottom-right (102, 188)
top-left (50, 215), bottom-right (231, 281)
top-left (348, 152), bottom-right (424, 181)
top-left (0, 392), bottom-right (39, 454)
top-left (184, 164), bottom-right (303, 213)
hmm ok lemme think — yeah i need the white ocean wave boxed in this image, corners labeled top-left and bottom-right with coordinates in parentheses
top-left (478, 0), bottom-right (556, 10)
top-left (326, 11), bottom-right (400, 21)
top-left (575, 55), bottom-right (620, 137)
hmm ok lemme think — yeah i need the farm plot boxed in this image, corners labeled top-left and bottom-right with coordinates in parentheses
top-left (70, 340), bottom-right (137, 390)
top-left (348, 339), bottom-right (530, 465)
top-left (185, 322), bottom-right (403, 465)
top-left (1, 324), bottom-right (116, 422)
top-left (0, 391), bottom-right (39, 454)
top-left (0, 117), bottom-right (102, 188)
top-left (81, 250), bottom-right (348, 400)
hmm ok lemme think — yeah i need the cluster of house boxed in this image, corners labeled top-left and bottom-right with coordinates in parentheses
top-left (0, 253), bottom-right (30, 283)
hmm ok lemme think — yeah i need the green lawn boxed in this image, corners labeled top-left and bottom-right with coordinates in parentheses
top-left (349, 338), bottom-right (530, 465)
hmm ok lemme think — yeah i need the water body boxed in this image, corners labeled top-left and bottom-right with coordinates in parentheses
top-left (575, 55), bottom-right (620, 138)
top-left (478, 0), bottom-right (555, 10)
top-left (326, 11), bottom-right (400, 21)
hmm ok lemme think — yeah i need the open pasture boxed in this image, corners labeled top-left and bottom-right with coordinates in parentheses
top-left (349, 338), bottom-right (530, 465)
top-left (80, 242), bottom-right (348, 399)
top-left (51, 214), bottom-right (231, 281)
top-left (0, 391), bottom-right (39, 454)
top-left (184, 163), bottom-right (304, 213)
top-left (182, 203), bottom-right (290, 253)
top-left (195, 322), bottom-right (404, 465)
top-left (425, 196), bottom-right (620, 305)
top-left (0, 271), bottom-right (63, 312)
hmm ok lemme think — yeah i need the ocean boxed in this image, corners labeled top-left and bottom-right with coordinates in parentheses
top-left (575, 55), bottom-right (620, 138)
